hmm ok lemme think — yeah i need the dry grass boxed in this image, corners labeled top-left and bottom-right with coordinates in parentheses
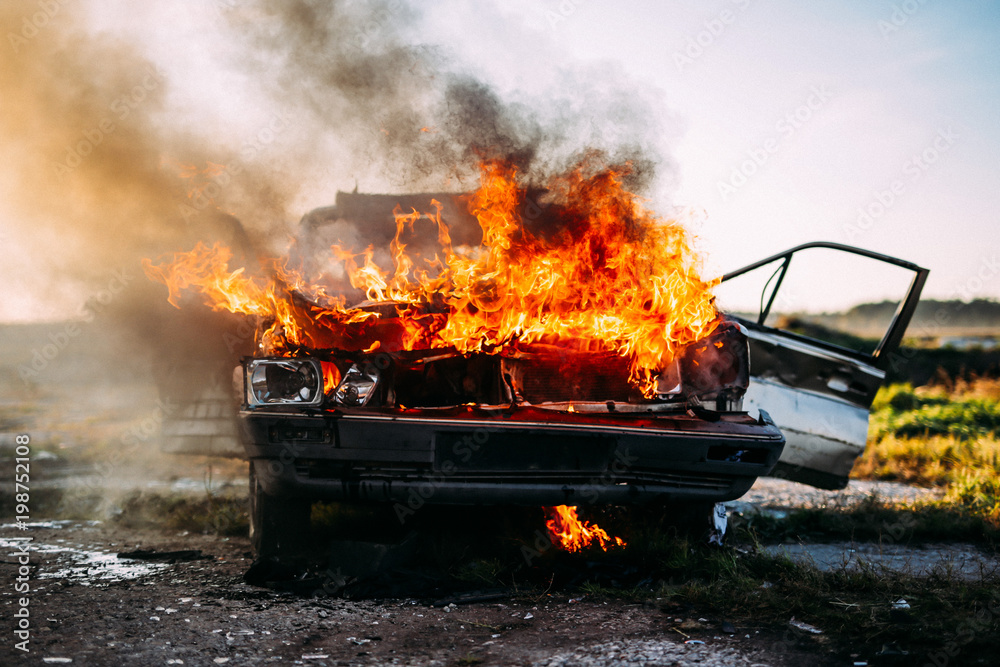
top-left (852, 434), bottom-right (1000, 486)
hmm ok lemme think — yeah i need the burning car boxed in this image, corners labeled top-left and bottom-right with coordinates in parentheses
top-left (239, 315), bottom-right (783, 555)
top-left (144, 160), bottom-right (925, 557)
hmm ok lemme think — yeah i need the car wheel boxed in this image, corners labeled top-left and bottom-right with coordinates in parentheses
top-left (249, 463), bottom-right (311, 559)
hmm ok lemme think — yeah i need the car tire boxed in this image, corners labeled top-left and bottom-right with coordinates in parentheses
top-left (249, 463), bottom-right (311, 559)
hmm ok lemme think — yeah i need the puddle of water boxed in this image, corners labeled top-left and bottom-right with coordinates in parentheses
top-left (1, 519), bottom-right (100, 530)
top-left (0, 536), bottom-right (169, 583)
top-left (21, 474), bottom-right (244, 494)
top-left (764, 542), bottom-right (1000, 581)
top-left (143, 477), bottom-right (239, 493)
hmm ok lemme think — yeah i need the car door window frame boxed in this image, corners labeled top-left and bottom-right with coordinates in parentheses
top-left (721, 242), bottom-right (929, 371)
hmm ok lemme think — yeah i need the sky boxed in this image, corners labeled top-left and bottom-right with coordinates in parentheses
top-left (428, 0), bottom-right (1000, 311)
top-left (2, 0), bottom-right (999, 321)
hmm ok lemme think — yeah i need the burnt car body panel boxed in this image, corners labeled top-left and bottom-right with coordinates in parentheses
top-left (721, 242), bottom-right (929, 489)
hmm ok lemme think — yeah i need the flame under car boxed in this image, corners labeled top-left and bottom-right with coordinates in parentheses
top-left (240, 316), bottom-right (784, 557)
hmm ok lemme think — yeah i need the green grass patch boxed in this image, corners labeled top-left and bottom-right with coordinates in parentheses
top-left (870, 383), bottom-right (1000, 440)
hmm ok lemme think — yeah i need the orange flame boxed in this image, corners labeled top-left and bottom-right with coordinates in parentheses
top-left (320, 361), bottom-right (341, 394)
top-left (161, 157), bottom-right (229, 211)
top-left (545, 505), bottom-right (626, 552)
top-left (143, 158), bottom-right (720, 392)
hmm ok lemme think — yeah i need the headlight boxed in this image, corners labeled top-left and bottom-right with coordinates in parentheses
top-left (332, 363), bottom-right (380, 407)
top-left (677, 320), bottom-right (750, 400)
top-left (246, 359), bottom-right (324, 407)
top-left (655, 320), bottom-right (750, 409)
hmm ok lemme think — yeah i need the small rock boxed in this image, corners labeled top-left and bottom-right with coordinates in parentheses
top-left (788, 618), bottom-right (822, 635)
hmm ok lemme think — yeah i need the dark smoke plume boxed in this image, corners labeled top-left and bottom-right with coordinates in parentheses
top-left (1, 0), bottom-right (676, 403)
top-left (219, 0), bottom-right (674, 292)
top-left (226, 0), bottom-right (670, 193)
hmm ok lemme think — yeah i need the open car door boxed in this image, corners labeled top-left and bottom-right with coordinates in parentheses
top-left (719, 242), bottom-right (929, 489)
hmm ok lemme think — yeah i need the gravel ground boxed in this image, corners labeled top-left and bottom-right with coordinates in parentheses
top-left (526, 639), bottom-right (771, 666)
top-left (729, 476), bottom-right (943, 513)
top-left (0, 473), bottom-right (975, 665)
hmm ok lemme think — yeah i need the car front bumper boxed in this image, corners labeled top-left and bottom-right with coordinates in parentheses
top-left (240, 405), bottom-right (785, 506)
